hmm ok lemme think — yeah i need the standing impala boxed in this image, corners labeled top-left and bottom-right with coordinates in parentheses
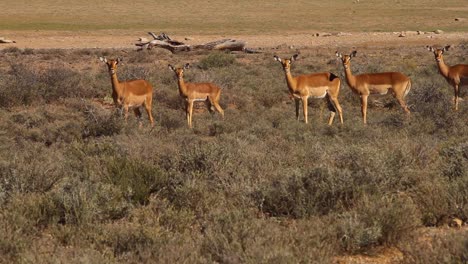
top-left (274, 54), bottom-right (343, 125)
top-left (99, 57), bottom-right (154, 126)
top-left (427, 45), bottom-right (468, 111)
top-left (168, 63), bottom-right (224, 128)
top-left (336, 51), bottom-right (411, 124)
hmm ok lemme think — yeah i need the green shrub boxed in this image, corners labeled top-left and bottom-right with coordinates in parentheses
top-left (440, 142), bottom-right (468, 180)
top-left (336, 194), bottom-right (421, 254)
top-left (105, 157), bottom-right (167, 205)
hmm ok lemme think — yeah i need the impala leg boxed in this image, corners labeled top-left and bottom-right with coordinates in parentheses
top-left (206, 98), bottom-right (214, 113)
top-left (302, 97), bottom-right (308, 124)
top-left (454, 84), bottom-right (459, 111)
top-left (207, 93), bottom-right (224, 119)
top-left (123, 105), bottom-right (129, 123)
top-left (133, 108), bottom-right (142, 127)
top-left (188, 100), bottom-right (194, 128)
top-left (145, 97), bottom-right (155, 126)
top-left (213, 102), bottom-right (224, 119)
top-left (325, 95), bottom-right (335, 125)
top-left (185, 101), bottom-right (190, 126)
top-left (360, 95), bottom-right (368, 124)
top-left (295, 99), bottom-right (300, 121)
top-left (145, 106), bottom-right (154, 126)
top-left (326, 95), bottom-right (343, 125)
top-left (327, 112), bottom-right (336, 126)
top-left (331, 97), bottom-right (344, 124)
top-left (396, 96), bottom-right (411, 115)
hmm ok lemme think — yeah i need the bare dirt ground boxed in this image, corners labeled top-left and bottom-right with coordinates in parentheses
top-left (1, 30), bottom-right (467, 50)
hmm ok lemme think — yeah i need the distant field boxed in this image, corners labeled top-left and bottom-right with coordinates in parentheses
top-left (0, 0), bottom-right (467, 33)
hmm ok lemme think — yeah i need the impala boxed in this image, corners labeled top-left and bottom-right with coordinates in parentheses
top-left (99, 57), bottom-right (154, 126)
top-left (336, 51), bottom-right (411, 124)
top-left (427, 45), bottom-right (468, 111)
top-left (274, 54), bottom-right (343, 125)
top-left (168, 63), bottom-right (224, 128)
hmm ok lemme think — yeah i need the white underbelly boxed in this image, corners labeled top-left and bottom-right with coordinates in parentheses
top-left (370, 85), bottom-right (390, 95)
top-left (189, 98), bottom-right (208, 102)
top-left (311, 92), bottom-right (327, 98)
top-left (308, 86), bottom-right (328, 98)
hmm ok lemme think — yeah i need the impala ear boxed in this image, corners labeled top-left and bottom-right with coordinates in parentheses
top-left (168, 64), bottom-right (176, 72)
top-left (335, 51), bottom-right (342, 58)
top-left (99, 57), bottom-right (107, 63)
top-left (443, 45), bottom-right (451, 52)
top-left (116, 58), bottom-right (123, 64)
top-left (273, 55), bottom-right (282, 62)
top-left (291, 54), bottom-right (299, 61)
top-left (350, 51), bottom-right (357, 57)
top-left (426, 46), bottom-right (434, 52)
top-left (184, 63), bottom-right (190, 69)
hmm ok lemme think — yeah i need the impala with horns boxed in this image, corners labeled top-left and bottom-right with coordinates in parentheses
top-left (336, 51), bottom-right (411, 124)
top-left (274, 54), bottom-right (343, 125)
top-left (427, 45), bottom-right (468, 111)
top-left (168, 63), bottom-right (224, 128)
top-left (99, 57), bottom-right (154, 126)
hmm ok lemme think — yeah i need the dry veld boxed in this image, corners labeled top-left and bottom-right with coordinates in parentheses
top-left (0, 0), bottom-right (468, 263)
top-left (0, 0), bottom-right (468, 33)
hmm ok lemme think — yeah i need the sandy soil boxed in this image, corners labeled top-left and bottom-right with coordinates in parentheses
top-left (0, 30), bottom-right (467, 50)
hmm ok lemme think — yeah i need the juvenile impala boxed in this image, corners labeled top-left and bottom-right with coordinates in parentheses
top-left (99, 57), bottom-right (154, 126)
top-left (274, 54), bottom-right (343, 125)
top-left (336, 51), bottom-right (411, 124)
top-left (427, 45), bottom-right (468, 111)
top-left (168, 63), bottom-right (224, 128)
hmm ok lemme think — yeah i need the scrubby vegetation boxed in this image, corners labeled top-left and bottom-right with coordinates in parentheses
top-left (0, 46), bottom-right (467, 263)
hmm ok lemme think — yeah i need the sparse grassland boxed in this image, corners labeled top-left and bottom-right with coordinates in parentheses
top-left (0, 0), bottom-right (467, 33)
top-left (0, 45), bottom-right (467, 263)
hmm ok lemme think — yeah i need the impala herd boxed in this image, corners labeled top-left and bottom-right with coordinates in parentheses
top-left (99, 46), bottom-right (467, 128)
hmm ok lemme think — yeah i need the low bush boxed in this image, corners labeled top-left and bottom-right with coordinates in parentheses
top-left (0, 62), bottom-right (100, 107)
top-left (198, 51), bottom-right (236, 70)
top-left (336, 194), bottom-right (421, 254)
top-left (401, 230), bottom-right (468, 264)
top-left (105, 157), bottom-right (167, 205)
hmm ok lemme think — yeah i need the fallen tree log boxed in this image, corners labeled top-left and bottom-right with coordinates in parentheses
top-left (136, 32), bottom-right (259, 53)
top-left (135, 39), bottom-right (191, 53)
top-left (193, 39), bottom-right (245, 51)
top-left (0, 37), bottom-right (16, 44)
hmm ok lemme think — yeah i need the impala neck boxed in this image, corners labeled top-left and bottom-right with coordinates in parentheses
top-left (436, 57), bottom-right (450, 78)
top-left (283, 69), bottom-right (298, 93)
top-left (177, 76), bottom-right (189, 96)
top-left (110, 72), bottom-right (123, 102)
top-left (343, 64), bottom-right (357, 88)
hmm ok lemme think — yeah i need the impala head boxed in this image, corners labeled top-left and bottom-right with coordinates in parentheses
top-left (427, 45), bottom-right (451, 62)
top-left (168, 63), bottom-right (190, 79)
top-left (335, 51), bottom-right (357, 69)
top-left (274, 54), bottom-right (299, 72)
top-left (100, 57), bottom-right (122, 75)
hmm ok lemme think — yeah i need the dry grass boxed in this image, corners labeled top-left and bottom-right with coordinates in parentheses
top-left (0, 45), bottom-right (467, 263)
top-left (0, 0), bottom-right (467, 33)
